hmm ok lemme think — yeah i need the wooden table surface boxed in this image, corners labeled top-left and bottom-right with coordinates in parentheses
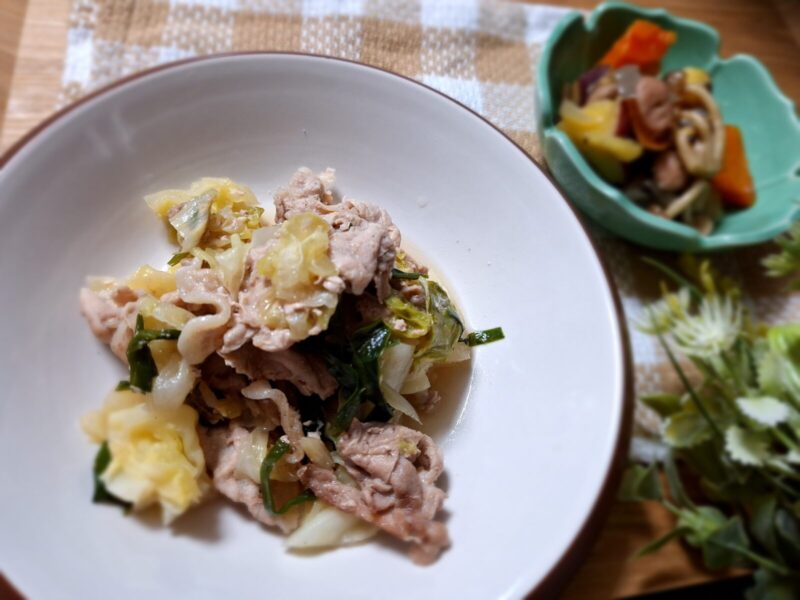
top-left (0, 1), bottom-right (798, 598)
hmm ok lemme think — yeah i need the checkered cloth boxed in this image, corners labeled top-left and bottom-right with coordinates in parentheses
top-left (59, 0), bottom-right (800, 454)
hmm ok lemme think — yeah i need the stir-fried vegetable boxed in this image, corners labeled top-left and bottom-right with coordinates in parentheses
top-left (712, 125), bottom-right (756, 208)
top-left (465, 327), bottom-right (506, 347)
top-left (598, 19), bottom-right (677, 72)
top-left (286, 501), bottom-right (378, 549)
top-left (92, 442), bottom-right (131, 508)
top-left (559, 19), bottom-right (756, 234)
top-left (260, 439), bottom-right (315, 515)
top-left (126, 314), bottom-right (181, 392)
top-left (146, 178), bottom-right (263, 250)
top-left (384, 295), bottom-right (433, 340)
top-left (326, 323), bottom-right (393, 436)
top-left (82, 389), bottom-right (209, 523)
top-left (256, 213), bottom-right (340, 342)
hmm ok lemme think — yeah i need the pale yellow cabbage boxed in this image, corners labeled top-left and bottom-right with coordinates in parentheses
top-left (286, 501), bottom-right (378, 550)
top-left (81, 390), bottom-right (210, 523)
top-left (127, 265), bottom-right (177, 298)
top-left (189, 234), bottom-right (249, 295)
top-left (145, 178), bottom-right (263, 250)
top-left (255, 213), bottom-right (340, 341)
top-left (137, 296), bottom-right (194, 330)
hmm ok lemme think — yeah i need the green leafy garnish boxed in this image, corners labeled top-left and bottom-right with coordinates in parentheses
top-left (464, 327), bottom-right (505, 346)
top-left (126, 314), bottom-right (181, 392)
top-left (391, 268), bottom-right (423, 280)
top-left (327, 323), bottom-right (392, 436)
top-left (764, 222), bottom-right (800, 283)
top-left (260, 439), bottom-right (315, 515)
top-left (168, 251), bottom-right (191, 266)
top-left (623, 256), bottom-right (800, 596)
top-left (92, 442), bottom-right (131, 509)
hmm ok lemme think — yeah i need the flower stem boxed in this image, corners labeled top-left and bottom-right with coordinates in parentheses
top-left (654, 325), bottom-right (723, 440)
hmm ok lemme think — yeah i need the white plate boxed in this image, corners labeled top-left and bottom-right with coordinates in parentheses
top-left (0, 54), bottom-right (631, 599)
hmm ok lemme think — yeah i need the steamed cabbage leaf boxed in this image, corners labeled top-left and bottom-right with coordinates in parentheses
top-left (146, 178), bottom-right (263, 250)
top-left (255, 213), bottom-right (340, 343)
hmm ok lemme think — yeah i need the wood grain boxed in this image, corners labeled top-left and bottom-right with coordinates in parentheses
top-left (0, 0), bottom-right (27, 137)
top-left (0, 1), bottom-right (797, 598)
top-left (0, 0), bottom-right (68, 149)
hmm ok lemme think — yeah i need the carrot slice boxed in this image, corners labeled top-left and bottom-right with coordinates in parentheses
top-left (598, 20), bottom-right (677, 72)
top-left (712, 125), bottom-right (756, 208)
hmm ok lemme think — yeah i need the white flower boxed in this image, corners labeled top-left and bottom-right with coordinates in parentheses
top-left (672, 294), bottom-right (742, 359)
top-left (635, 288), bottom-right (691, 334)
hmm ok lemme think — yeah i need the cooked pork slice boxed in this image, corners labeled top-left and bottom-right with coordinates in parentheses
top-left (221, 242), bottom-right (346, 354)
top-left (199, 424), bottom-right (301, 533)
top-left (299, 420), bottom-right (449, 564)
top-left (79, 285), bottom-right (140, 362)
top-left (274, 168), bottom-right (401, 301)
top-left (175, 260), bottom-right (233, 365)
top-left (221, 343), bottom-right (337, 399)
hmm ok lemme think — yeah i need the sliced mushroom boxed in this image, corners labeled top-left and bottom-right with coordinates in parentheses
top-left (663, 179), bottom-right (709, 220)
top-left (674, 84), bottom-right (725, 178)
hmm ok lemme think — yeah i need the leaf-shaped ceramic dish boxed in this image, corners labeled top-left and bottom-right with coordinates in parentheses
top-left (537, 1), bottom-right (800, 252)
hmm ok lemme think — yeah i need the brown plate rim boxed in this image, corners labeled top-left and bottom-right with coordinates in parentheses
top-left (0, 51), bottom-right (635, 600)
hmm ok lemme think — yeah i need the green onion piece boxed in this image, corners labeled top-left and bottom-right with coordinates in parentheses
top-left (115, 380), bottom-right (131, 391)
top-left (260, 439), bottom-right (315, 515)
top-left (465, 327), bottom-right (505, 346)
top-left (332, 386), bottom-right (366, 438)
top-left (168, 252), bottom-right (191, 266)
top-left (92, 442), bottom-right (131, 508)
top-left (391, 268), bottom-right (423, 280)
top-left (126, 314), bottom-right (181, 392)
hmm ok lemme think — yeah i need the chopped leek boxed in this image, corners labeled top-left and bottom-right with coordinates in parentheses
top-left (92, 442), bottom-right (131, 509)
top-left (126, 314), bottom-right (181, 392)
top-left (168, 252), bottom-right (191, 266)
top-left (260, 439), bottom-right (315, 515)
top-left (391, 268), bottom-right (423, 280)
top-left (465, 327), bottom-right (506, 347)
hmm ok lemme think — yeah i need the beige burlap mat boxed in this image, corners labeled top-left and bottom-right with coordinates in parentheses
top-left (60, 0), bottom-right (800, 450)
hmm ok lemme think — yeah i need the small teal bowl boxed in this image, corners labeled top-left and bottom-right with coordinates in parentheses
top-left (537, 1), bottom-right (800, 252)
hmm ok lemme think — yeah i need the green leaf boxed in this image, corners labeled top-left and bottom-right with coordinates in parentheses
top-left (665, 408), bottom-right (713, 448)
top-left (167, 251), bottom-right (191, 266)
top-left (737, 396), bottom-right (792, 427)
top-left (725, 425), bottom-right (770, 467)
top-left (326, 323), bottom-right (392, 437)
top-left (640, 393), bottom-right (683, 418)
top-left (747, 568), bottom-right (800, 600)
top-left (635, 526), bottom-right (690, 557)
top-left (92, 442), bottom-right (131, 509)
top-left (682, 440), bottom-right (734, 489)
top-left (126, 313), bottom-right (181, 392)
top-left (751, 495), bottom-right (781, 560)
top-left (663, 452), bottom-right (694, 509)
top-left (464, 327), bottom-right (505, 347)
top-left (678, 505), bottom-right (727, 547)
top-left (763, 222), bottom-right (800, 279)
top-left (618, 463), bottom-right (663, 502)
top-left (775, 508), bottom-right (800, 564)
top-left (260, 439), bottom-right (315, 515)
top-left (703, 515), bottom-right (753, 570)
top-left (391, 268), bottom-right (422, 280)
top-left (640, 256), bottom-right (703, 300)
top-left (384, 295), bottom-right (432, 340)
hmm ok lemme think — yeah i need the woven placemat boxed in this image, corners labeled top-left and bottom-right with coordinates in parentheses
top-left (60, 0), bottom-right (800, 452)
